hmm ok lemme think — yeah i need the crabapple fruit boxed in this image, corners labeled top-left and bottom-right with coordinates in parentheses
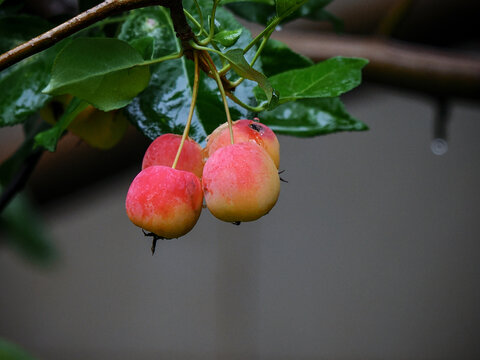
top-left (204, 119), bottom-right (280, 168)
top-left (40, 95), bottom-right (128, 149)
top-left (202, 142), bottom-right (280, 222)
top-left (142, 134), bottom-right (204, 178)
top-left (125, 165), bottom-right (203, 239)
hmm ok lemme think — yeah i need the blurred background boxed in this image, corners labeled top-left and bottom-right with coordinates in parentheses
top-left (1, 0), bottom-right (480, 359)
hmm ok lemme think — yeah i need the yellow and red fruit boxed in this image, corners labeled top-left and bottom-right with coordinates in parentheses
top-left (205, 119), bottom-right (280, 168)
top-left (142, 134), bottom-right (204, 178)
top-left (125, 165), bottom-right (203, 239)
top-left (202, 142), bottom-right (280, 222)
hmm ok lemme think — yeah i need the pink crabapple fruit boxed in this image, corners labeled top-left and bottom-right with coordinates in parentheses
top-left (202, 142), bottom-right (280, 222)
top-left (204, 119), bottom-right (280, 168)
top-left (142, 134), bottom-right (204, 178)
top-left (125, 165), bottom-right (203, 239)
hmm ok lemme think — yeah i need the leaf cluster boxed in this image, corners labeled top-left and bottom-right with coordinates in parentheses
top-left (0, 0), bottom-right (368, 148)
top-left (0, 0), bottom-right (368, 266)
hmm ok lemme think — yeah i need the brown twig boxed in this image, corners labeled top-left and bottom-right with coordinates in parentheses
top-left (0, 150), bottom-right (43, 215)
top-left (0, 0), bottom-right (190, 72)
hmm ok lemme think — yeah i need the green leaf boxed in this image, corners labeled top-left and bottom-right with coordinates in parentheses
top-left (0, 338), bottom-right (38, 360)
top-left (260, 38), bottom-right (313, 77)
top-left (223, 48), bottom-right (277, 107)
top-left (34, 97), bottom-right (89, 152)
top-left (226, 0), bottom-right (334, 26)
top-left (255, 57), bottom-right (368, 104)
top-left (43, 37), bottom-right (151, 111)
top-left (119, 4), bottom-right (260, 144)
top-left (129, 36), bottom-right (155, 60)
top-left (276, 0), bottom-right (309, 18)
top-left (0, 16), bottom-right (58, 127)
top-left (260, 97), bottom-right (368, 136)
top-left (213, 28), bottom-right (243, 47)
top-left (225, 2), bottom-right (275, 24)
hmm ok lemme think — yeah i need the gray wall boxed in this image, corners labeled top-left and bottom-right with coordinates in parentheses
top-left (1, 84), bottom-right (480, 359)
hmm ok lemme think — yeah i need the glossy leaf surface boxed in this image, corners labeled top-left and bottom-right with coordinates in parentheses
top-left (256, 57), bottom-right (368, 104)
top-left (213, 28), bottom-right (243, 47)
top-left (260, 38), bottom-right (313, 77)
top-left (43, 38), bottom-right (150, 111)
top-left (260, 97), bottom-right (368, 136)
top-left (223, 48), bottom-right (276, 106)
top-left (119, 4), bottom-right (259, 144)
top-left (0, 16), bottom-right (57, 126)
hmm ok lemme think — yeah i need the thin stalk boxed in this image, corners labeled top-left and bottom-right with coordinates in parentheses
top-left (191, 43), bottom-right (237, 89)
top-left (199, 0), bottom-right (220, 45)
top-left (203, 53), bottom-right (234, 144)
top-left (249, 27), bottom-right (273, 67)
top-left (219, 25), bottom-right (274, 82)
top-left (183, 10), bottom-right (224, 57)
top-left (172, 51), bottom-right (200, 169)
top-left (243, 17), bottom-right (281, 54)
top-left (226, 91), bottom-right (265, 113)
top-left (184, 9), bottom-right (207, 37)
top-left (141, 51), bottom-right (183, 66)
top-left (218, 63), bottom-right (231, 75)
top-left (230, 77), bottom-right (243, 88)
top-left (192, 0), bottom-right (204, 37)
top-left (190, 42), bottom-right (225, 60)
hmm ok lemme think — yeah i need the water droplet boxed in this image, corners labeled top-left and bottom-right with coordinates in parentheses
top-left (275, 25), bottom-right (282, 31)
top-left (431, 138), bottom-right (448, 155)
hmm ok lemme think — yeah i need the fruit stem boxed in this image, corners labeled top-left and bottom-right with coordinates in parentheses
top-left (172, 51), bottom-right (200, 170)
top-left (199, 0), bottom-right (220, 46)
top-left (141, 51), bottom-right (183, 66)
top-left (225, 91), bottom-right (265, 113)
top-left (192, 0), bottom-right (204, 37)
top-left (183, 9), bottom-right (205, 36)
top-left (243, 17), bottom-right (281, 54)
top-left (203, 52), bottom-right (234, 145)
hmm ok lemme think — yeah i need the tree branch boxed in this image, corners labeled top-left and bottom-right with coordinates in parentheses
top-left (0, 150), bottom-right (43, 215)
top-left (0, 0), bottom-right (186, 72)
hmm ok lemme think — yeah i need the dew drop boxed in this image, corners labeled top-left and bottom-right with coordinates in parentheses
top-left (431, 138), bottom-right (448, 155)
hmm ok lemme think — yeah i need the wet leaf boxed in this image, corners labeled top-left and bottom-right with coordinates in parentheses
top-left (260, 97), bottom-right (368, 136)
top-left (119, 4), bottom-right (259, 144)
top-left (0, 15), bottom-right (58, 126)
top-left (255, 57), bottom-right (368, 104)
top-left (259, 38), bottom-right (313, 77)
top-left (43, 38), bottom-right (150, 111)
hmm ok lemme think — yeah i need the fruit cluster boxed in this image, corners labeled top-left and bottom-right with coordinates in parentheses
top-left (125, 119), bottom-right (281, 243)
